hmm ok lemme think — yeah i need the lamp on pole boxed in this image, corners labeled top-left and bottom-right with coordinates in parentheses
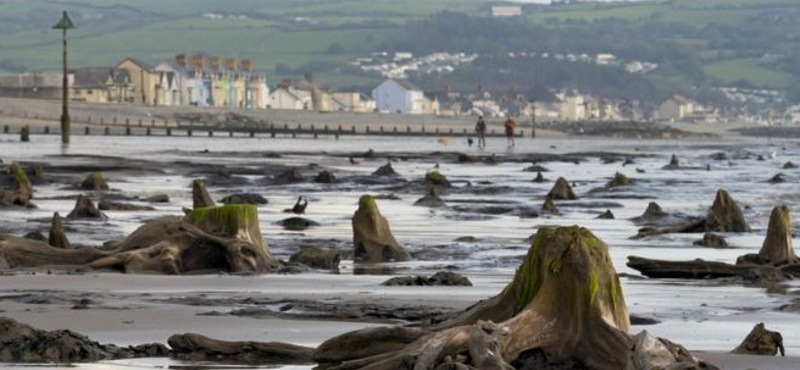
top-left (53, 11), bottom-right (75, 144)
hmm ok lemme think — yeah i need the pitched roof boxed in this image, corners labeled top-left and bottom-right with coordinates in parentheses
top-left (72, 67), bottom-right (112, 88)
top-left (388, 78), bottom-right (420, 91)
top-left (115, 57), bottom-right (151, 71)
top-left (669, 95), bottom-right (694, 105)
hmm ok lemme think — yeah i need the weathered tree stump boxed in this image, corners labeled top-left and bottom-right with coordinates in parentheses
top-left (0, 163), bottom-right (34, 207)
top-left (352, 195), bottom-right (410, 263)
top-left (414, 187), bottom-right (446, 208)
top-left (192, 179), bottom-right (215, 209)
top-left (48, 212), bottom-right (71, 249)
top-left (425, 171), bottom-right (450, 188)
top-left (706, 189), bottom-right (750, 232)
top-left (547, 177), bottom-right (576, 200)
top-left (80, 172), bottom-right (109, 191)
top-left (629, 205), bottom-right (799, 281)
top-left (541, 197), bottom-right (559, 215)
top-left (66, 195), bottom-right (108, 221)
top-left (731, 323), bottom-right (785, 356)
top-left (606, 172), bottom-right (631, 187)
top-left (289, 246), bottom-right (341, 270)
top-left (596, 209), bottom-right (615, 219)
top-left (315, 226), bottom-right (712, 370)
top-left (315, 170), bottom-right (337, 183)
top-left (533, 171), bottom-right (545, 183)
top-left (372, 162), bottom-right (397, 177)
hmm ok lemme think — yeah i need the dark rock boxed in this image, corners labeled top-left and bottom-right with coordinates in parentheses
top-left (381, 271), bottom-right (472, 286)
top-left (314, 170), bottom-right (337, 183)
top-left (24, 231), bottom-right (47, 241)
top-left (372, 162), bottom-right (397, 177)
top-left (710, 152), bottom-right (727, 161)
top-left (523, 164), bottom-right (549, 172)
top-left (289, 247), bottom-right (341, 270)
top-left (98, 199), bottom-right (155, 211)
top-left (693, 233), bottom-right (728, 249)
top-left (220, 193), bottom-right (268, 205)
top-left (144, 194), bottom-right (170, 203)
top-left (66, 195), bottom-right (109, 221)
top-left (275, 167), bottom-right (304, 183)
top-left (783, 161), bottom-right (797, 169)
top-left (768, 173), bottom-right (786, 184)
top-left (79, 173), bottom-right (109, 191)
top-left (277, 217), bottom-right (320, 231)
top-left (454, 236), bottom-right (477, 242)
top-left (596, 210), bottom-right (615, 220)
top-left (414, 187), bottom-right (446, 208)
top-left (0, 316), bottom-right (168, 363)
top-left (637, 202), bottom-right (667, 220)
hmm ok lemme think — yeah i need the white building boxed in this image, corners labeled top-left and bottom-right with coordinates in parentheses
top-left (658, 95), bottom-right (695, 121)
top-left (269, 87), bottom-right (312, 110)
top-left (372, 79), bottom-right (426, 114)
top-left (491, 6), bottom-right (522, 17)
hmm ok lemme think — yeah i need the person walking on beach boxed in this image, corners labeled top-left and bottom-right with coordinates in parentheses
top-left (504, 115), bottom-right (517, 148)
top-left (475, 116), bottom-right (487, 148)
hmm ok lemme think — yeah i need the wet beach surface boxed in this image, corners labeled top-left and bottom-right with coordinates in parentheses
top-left (1, 133), bottom-right (799, 369)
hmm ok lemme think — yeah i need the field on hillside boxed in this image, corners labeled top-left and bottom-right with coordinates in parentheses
top-left (1, 0), bottom-right (800, 95)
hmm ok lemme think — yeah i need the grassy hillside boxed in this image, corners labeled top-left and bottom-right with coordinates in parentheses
top-left (1, 0), bottom-right (800, 98)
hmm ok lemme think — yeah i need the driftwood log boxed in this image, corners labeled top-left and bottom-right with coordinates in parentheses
top-left (629, 205), bottom-right (799, 281)
top-left (0, 204), bottom-right (277, 274)
top-left (169, 333), bottom-right (315, 364)
top-left (632, 189), bottom-right (749, 239)
top-left (314, 226), bottom-right (713, 370)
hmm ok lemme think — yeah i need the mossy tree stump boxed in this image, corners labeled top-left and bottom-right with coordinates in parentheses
top-left (1, 204), bottom-right (276, 274)
top-left (316, 226), bottom-right (633, 370)
top-left (351, 195), bottom-right (409, 263)
top-left (706, 189), bottom-right (750, 232)
top-left (0, 163), bottom-right (34, 207)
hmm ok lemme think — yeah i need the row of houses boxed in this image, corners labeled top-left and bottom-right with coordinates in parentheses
top-left (1, 55), bottom-right (271, 109)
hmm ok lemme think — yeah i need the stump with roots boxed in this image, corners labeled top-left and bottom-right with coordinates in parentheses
top-left (0, 204), bottom-right (277, 274)
top-left (0, 163), bottom-right (34, 207)
top-left (352, 195), bottom-right (410, 263)
top-left (629, 205), bottom-right (800, 281)
top-left (315, 226), bottom-right (708, 370)
top-left (49, 212), bottom-right (71, 249)
top-left (193, 179), bottom-right (215, 209)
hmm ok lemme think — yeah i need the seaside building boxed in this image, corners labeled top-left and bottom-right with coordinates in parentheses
top-left (372, 78), bottom-right (427, 114)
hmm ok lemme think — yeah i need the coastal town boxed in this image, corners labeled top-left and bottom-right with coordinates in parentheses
top-left (1, 51), bottom-right (797, 126)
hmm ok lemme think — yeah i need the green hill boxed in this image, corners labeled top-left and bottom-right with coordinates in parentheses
top-left (2, 0), bottom-right (800, 102)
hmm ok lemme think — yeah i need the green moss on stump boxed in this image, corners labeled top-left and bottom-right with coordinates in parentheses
top-left (10, 163), bottom-right (32, 194)
top-left (424, 171), bottom-right (450, 187)
top-left (186, 204), bottom-right (266, 253)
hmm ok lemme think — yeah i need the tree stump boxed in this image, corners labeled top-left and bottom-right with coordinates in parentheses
top-left (706, 189), bottom-right (750, 232)
top-left (48, 212), bottom-right (71, 249)
top-left (66, 195), bottom-right (108, 221)
top-left (547, 177), bottom-right (576, 200)
top-left (0, 163), bottom-right (34, 207)
top-left (192, 179), bottom-right (215, 209)
top-left (731, 323), bottom-right (784, 356)
top-left (352, 195), bottom-right (409, 263)
top-left (80, 172), bottom-right (109, 191)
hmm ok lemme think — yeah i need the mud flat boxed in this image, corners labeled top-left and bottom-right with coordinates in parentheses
top-left (1, 133), bottom-right (799, 369)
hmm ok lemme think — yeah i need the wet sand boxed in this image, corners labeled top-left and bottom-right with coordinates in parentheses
top-left (0, 129), bottom-right (797, 369)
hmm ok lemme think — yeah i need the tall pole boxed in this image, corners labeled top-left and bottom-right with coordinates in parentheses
top-left (61, 27), bottom-right (69, 144)
top-left (53, 11), bottom-right (75, 145)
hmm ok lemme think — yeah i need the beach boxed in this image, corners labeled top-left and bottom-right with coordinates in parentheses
top-left (0, 102), bottom-right (797, 369)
